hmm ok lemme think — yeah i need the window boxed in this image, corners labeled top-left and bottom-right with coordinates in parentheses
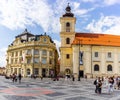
top-left (94, 52), bottom-right (98, 57)
top-left (66, 22), bottom-right (70, 27)
top-left (94, 64), bottom-right (99, 71)
top-left (20, 51), bottom-right (22, 56)
top-left (108, 52), bottom-right (111, 58)
top-left (34, 49), bottom-right (39, 55)
top-left (27, 49), bottom-right (31, 55)
top-left (42, 57), bottom-right (47, 64)
top-left (12, 52), bottom-right (14, 57)
top-left (66, 38), bottom-right (70, 44)
top-left (15, 51), bottom-right (18, 56)
top-left (34, 57), bottom-right (39, 63)
top-left (66, 22), bottom-right (70, 32)
top-left (49, 51), bottom-right (52, 56)
top-left (107, 65), bottom-right (112, 71)
top-left (66, 54), bottom-right (70, 59)
top-left (34, 68), bottom-right (39, 75)
top-left (27, 69), bottom-right (30, 75)
top-left (27, 58), bottom-right (31, 64)
top-left (15, 58), bottom-right (17, 64)
top-left (49, 59), bottom-right (52, 64)
top-left (42, 50), bottom-right (47, 56)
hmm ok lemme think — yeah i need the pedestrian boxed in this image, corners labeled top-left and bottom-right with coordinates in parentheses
top-left (98, 79), bottom-right (102, 94)
top-left (18, 73), bottom-right (22, 83)
top-left (94, 77), bottom-right (98, 93)
top-left (15, 74), bottom-right (17, 82)
top-left (12, 74), bottom-right (15, 83)
top-left (108, 77), bottom-right (114, 94)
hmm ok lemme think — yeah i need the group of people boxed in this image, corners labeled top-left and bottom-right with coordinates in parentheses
top-left (10, 73), bottom-right (22, 83)
top-left (94, 76), bottom-right (120, 94)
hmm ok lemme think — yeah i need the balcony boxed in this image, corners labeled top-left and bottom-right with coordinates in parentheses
top-left (25, 54), bottom-right (32, 58)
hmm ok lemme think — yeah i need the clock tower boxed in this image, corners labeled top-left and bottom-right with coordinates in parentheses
top-left (60, 3), bottom-right (76, 75)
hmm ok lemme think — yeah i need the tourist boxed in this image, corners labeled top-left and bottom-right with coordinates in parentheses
top-left (108, 77), bottom-right (114, 94)
top-left (18, 73), bottom-right (22, 83)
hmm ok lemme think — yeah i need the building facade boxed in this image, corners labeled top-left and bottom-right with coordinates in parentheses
top-left (6, 29), bottom-right (59, 77)
top-left (60, 4), bottom-right (120, 78)
top-left (0, 67), bottom-right (6, 75)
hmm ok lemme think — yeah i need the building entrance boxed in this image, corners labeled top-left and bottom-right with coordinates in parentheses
top-left (80, 71), bottom-right (84, 77)
top-left (42, 68), bottom-right (46, 77)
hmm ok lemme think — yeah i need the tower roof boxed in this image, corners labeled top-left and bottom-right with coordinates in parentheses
top-left (63, 3), bottom-right (74, 17)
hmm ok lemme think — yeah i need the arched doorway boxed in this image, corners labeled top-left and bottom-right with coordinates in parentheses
top-left (26, 68), bottom-right (31, 76)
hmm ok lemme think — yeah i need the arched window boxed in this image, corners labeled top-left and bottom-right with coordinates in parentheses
top-left (66, 38), bottom-right (70, 44)
top-left (66, 22), bottom-right (70, 27)
top-left (107, 64), bottom-right (112, 71)
top-left (66, 22), bottom-right (70, 32)
top-left (27, 69), bottom-right (31, 75)
top-left (94, 64), bottom-right (99, 71)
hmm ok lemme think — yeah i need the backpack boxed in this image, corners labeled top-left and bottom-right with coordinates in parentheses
top-left (94, 80), bottom-right (97, 85)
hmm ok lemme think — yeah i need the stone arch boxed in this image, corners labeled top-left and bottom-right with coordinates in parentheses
top-left (26, 68), bottom-right (31, 75)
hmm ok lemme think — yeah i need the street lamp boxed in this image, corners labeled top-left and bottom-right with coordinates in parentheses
top-left (77, 39), bottom-right (83, 81)
top-left (78, 40), bottom-right (80, 81)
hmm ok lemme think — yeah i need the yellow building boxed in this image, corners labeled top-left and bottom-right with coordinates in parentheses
top-left (6, 29), bottom-right (59, 77)
top-left (0, 67), bottom-right (6, 75)
top-left (60, 4), bottom-right (120, 78)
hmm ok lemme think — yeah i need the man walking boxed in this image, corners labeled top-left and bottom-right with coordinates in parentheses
top-left (18, 73), bottom-right (22, 83)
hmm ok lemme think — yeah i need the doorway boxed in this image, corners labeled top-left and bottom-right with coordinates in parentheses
top-left (42, 68), bottom-right (46, 77)
top-left (80, 70), bottom-right (84, 77)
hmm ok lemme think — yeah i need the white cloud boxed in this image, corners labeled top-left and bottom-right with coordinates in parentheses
top-left (82, 0), bottom-right (96, 3)
top-left (104, 0), bottom-right (120, 5)
top-left (0, 0), bottom-right (57, 33)
top-left (86, 14), bottom-right (120, 34)
top-left (72, 1), bottom-right (95, 16)
top-left (0, 0), bottom-right (95, 33)
top-left (0, 47), bottom-right (7, 67)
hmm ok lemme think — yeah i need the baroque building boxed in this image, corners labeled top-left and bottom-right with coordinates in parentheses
top-left (6, 29), bottom-right (59, 77)
top-left (60, 4), bottom-right (120, 78)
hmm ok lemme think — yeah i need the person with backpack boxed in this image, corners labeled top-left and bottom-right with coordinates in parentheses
top-left (98, 79), bottom-right (102, 94)
top-left (94, 77), bottom-right (99, 93)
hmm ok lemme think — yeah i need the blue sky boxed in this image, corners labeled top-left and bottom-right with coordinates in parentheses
top-left (0, 0), bottom-right (120, 67)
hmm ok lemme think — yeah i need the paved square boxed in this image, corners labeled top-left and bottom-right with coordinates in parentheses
top-left (0, 76), bottom-right (120, 100)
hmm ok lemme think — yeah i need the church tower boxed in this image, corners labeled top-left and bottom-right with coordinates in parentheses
top-left (60, 3), bottom-right (76, 75)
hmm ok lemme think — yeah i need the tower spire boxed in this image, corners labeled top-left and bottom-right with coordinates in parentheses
top-left (63, 3), bottom-right (74, 17)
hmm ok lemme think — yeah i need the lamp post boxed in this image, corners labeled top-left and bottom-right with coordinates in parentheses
top-left (78, 40), bottom-right (81, 81)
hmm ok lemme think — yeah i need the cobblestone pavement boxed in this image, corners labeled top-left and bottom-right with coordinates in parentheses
top-left (0, 76), bottom-right (120, 100)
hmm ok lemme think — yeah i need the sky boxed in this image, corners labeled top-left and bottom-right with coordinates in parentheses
top-left (0, 0), bottom-right (120, 67)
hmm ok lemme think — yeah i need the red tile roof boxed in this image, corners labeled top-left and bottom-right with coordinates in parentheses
top-left (72, 33), bottom-right (120, 46)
